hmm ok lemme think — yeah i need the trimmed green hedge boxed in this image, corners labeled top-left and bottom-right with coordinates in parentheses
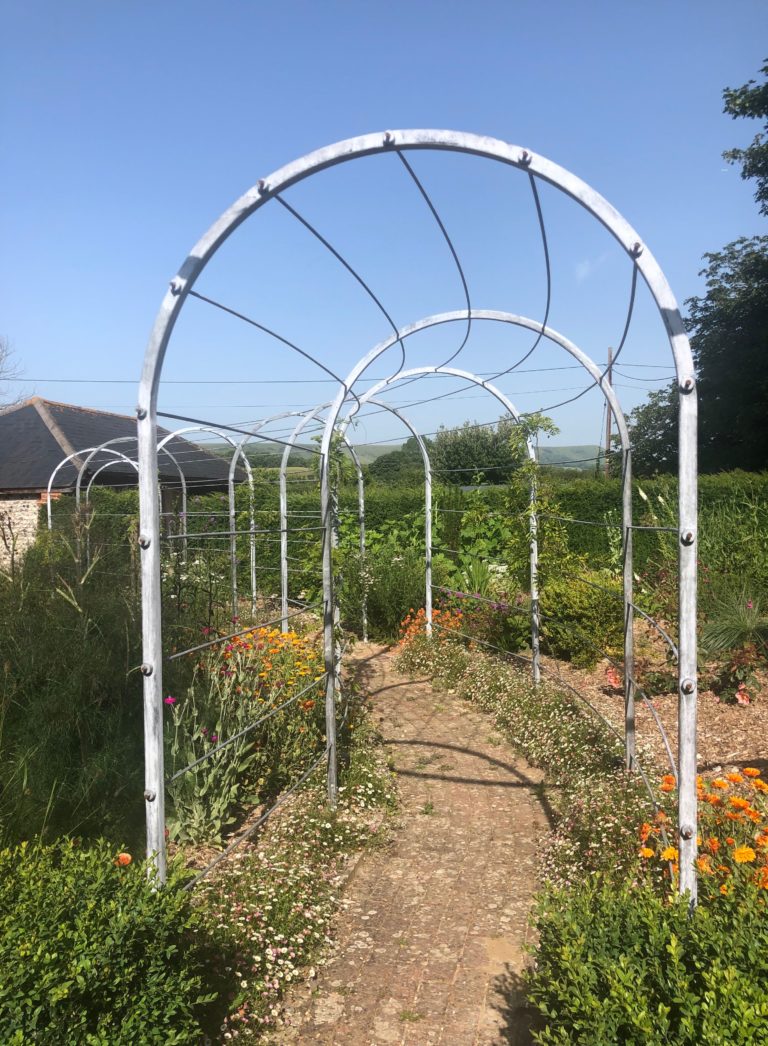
top-left (0, 840), bottom-right (224, 1043)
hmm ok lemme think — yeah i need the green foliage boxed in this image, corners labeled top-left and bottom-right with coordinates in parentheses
top-left (0, 840), bottom-right (220, 1044)
top-left (431, 415), bottom-right (526, 485)
top-left (723, 58), bottom-right (768, 217)
top-left (528, 879), bottom-right (768, 1045)
top-left (540, 569), bottom-right (623, 668)
top-left (0, 518), bottom-right (145, 847)
top-left (367, 436), bottom-right (428, 484)
top-left (686, 236), bottom-right (768, 472)
top-left (621, 383), bottom-right (678, 476)
top-left (166, 629), bottom-right (326, 844)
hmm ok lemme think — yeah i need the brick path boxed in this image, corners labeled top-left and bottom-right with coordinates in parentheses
top-left (273, 643), bottom-right (551, 1045)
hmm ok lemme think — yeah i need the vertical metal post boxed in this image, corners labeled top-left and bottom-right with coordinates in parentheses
top-left (530, 465), bottom-right (540, 684)
top-left (622, 446), bottom-right (635, 769)
top-left (320, 442), bottom-right (338, 807)
top-left (228, 469), bottom-right (238, 621)
top-left (350, 446), bottom-right (367, 642)
top-left (678, 376), bottom-right (698, 902)
top-left (137, 400), bottom-right (166, 884)
top-left (279, 456), bottom-right (290, 631)
top-left (425, 451), bottom-right (433, 637)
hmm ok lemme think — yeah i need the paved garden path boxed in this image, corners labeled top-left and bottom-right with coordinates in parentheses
top-left (273, 643), bottom-right (551, 1046)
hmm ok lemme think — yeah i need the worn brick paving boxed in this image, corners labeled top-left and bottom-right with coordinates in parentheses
top-left (272, 643), bottom-right (550, 1045)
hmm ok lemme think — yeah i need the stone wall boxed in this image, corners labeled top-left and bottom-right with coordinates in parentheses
top-left (0, 494), bottom-right (42, 573)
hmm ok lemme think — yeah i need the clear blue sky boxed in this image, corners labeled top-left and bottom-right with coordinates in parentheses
top-left (2, 1), bottom-right (766, 451)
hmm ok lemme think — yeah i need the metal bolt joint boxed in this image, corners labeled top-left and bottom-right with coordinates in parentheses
top-left (135, 406), bottom-right (147, 420)
top-left (519, 150), bottom-right (532, 167)
top-left (144, 790), bottom-right (156, 802)
top-left (630, 241), bottom-right (644, 258)
top-left (680, 530), bottom-right (695, 546)
top-left (140, 662), bottom-right (153, 677)
top-left (169, 278), bottom-right (183, 296)
top-left (680, 376), bottom-right (695, 393)
top-left (138, 534), bottom-right (151, 549)
top-left (680, 677), bottom-right (696, 695)
top-left (680, 824), bottom-right (695, 841)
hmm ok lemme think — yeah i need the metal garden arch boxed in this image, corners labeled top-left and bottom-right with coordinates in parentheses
top-left (138, 130), bottom-right (697, 898)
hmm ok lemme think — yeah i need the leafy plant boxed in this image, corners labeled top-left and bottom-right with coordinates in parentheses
top-left (0, 839), bottom-right (224, 1043)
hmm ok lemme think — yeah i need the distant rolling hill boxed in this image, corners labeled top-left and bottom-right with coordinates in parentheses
top-left (205, 440), bottom-right (601, 471)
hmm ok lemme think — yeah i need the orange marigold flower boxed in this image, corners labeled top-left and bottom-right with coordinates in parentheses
top-left (660, 781), bottom-right (675, 793)
top-left (727, 773), bottom-right (744, 784)
top-left (743, 767), bottom-right (761, 777)
top-left (753, 779), bottom-right (768, 793)
top-left (639, 822), bottom-right (653, 843)
top-left (726, 812), bottom-right (744, 822)
top-left (704, 794), bottom-right (723, 806)
top-left (729, 796), bottom-right (751, 810)
top-left (712, 778), bottom-right (730, 789)
top-left (661, 774), bottom-right (676, 785)
top-left (706, 837), bottom-right (721, 854)
top-left (660, 846), bottom-right (678, 861)
top-left (696, 855), bottom-right (714, 874)
top-left (726, 836), bottom-right (736, 846)
top-left (756, 867), bottom-right (768, 889)
top-left (114, 852), bottom-right (132, 867)
top-left (639, 847), bottom-right (654, 859)
top-left (755, 834), bottom-right (768, 849)
top-left (734, 846), bottom-right (757, 864)
top-left (720, 883), bottom-right (730, 895)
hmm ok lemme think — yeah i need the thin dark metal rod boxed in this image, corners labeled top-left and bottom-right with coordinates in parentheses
top-left (167, 603), bottom-right (323, 661)
top-left (188, 289), bottom-right (360, 408)
top-left (169, 674), bottom-right (327, 782)
top-left (523, 264), bottom-right (638, 417)
top-left (557, 569), bottom-right (679, 659)
top-left (537, 605), bottom-right (678, 774)
top-left (166, 526), bottom-right (326, 541)
top-left (274, 194), bottom-right (407, 375)
top-left (396, 150), bottom-right (472, 368)
top-left (431, 622), bottom-right (533, 665)
top-left (536, 662), bottom-right (668, 815)
top-left (491, 173), bottom-right (552, 378)
top-left (539, 512), bottom-right (622, 528)
top-left (183, 747), bottom-right (329, 891)
top-left (432, 585), bottom-right (529, 615)
top-left (157, 411), bottom-right (326, 455)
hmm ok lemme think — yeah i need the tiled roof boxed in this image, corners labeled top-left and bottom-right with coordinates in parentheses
top-left (0, 397), bottom-right (242, 491)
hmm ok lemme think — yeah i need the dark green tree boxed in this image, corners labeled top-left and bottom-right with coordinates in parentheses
top-left (367, 436), bottom-right (426, 484)
top-left (622, 60), bottom-right (768, 474)
top-left (723, 59), bottom-right (768, 216)
top-left (621, 383), bottom-right (679, 476)
top-left (430, 417), bottom-right (522, 485)
top-left (686, 236), bottom-right (768, 471)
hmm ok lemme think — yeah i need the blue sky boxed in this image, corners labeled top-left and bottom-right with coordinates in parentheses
top-left (2, 0), bottom-right (766, 452)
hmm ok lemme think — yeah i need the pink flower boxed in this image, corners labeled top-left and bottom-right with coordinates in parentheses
top-left (164, 696), bottom-right (177, 705)
top-left (747, 600), bottom-right (754, 610)
top-left (211, 734), bottom-right (219, 743)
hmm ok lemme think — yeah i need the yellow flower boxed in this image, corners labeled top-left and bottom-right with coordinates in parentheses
top-left (733, 846), bottom-right (757, 864)
top-left (660, 846), bottom-right (678, 861)
top-left (639, 847), bottom-right (654, 859)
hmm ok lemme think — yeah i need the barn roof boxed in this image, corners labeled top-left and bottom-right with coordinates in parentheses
top-left (0, 397), bottom-right (244, 492)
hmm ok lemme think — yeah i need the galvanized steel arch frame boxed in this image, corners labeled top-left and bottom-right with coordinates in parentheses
top-left (331, 315), bottom-right (635, 756)
top-left (137, 130), bottom-right (697, 898)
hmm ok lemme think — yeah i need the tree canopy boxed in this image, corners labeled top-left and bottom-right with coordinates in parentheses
top-left (723, 59), bottom-right (768, 217)
top-left (687, 237), bottom-right (768, 472)
top-left (624, 60), bottom-right (768, 475)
